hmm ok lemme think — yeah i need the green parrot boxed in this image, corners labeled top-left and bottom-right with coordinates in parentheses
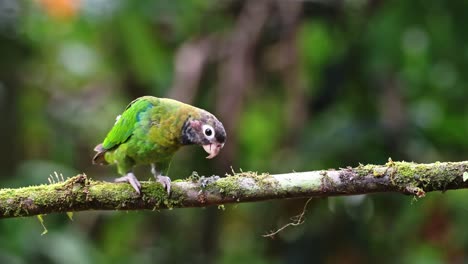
top-left (92, 96), bottom-right (226, 194)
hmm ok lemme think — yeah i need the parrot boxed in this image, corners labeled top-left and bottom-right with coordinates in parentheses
top-left (92, 96), bottom-right (226, 195)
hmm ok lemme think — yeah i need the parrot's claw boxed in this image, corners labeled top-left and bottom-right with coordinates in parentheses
top-left (157, 175), bottom-right (171, 195)
top-left (199, 175), bottom-right (220, 188)
top-left (115, 173), bottom-right (141, 195)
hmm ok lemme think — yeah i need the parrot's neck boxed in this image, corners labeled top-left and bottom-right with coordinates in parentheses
top-left (180, 118), bottom-right (195, 145)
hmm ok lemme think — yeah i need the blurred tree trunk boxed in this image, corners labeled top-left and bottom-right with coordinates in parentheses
top-left (0, 36), bottom-right (29, 179)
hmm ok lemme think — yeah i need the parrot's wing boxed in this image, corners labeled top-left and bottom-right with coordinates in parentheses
top-left (101, 97), bottom-right (153, 150)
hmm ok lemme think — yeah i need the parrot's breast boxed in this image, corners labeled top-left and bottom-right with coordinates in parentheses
top-left (124, 106), bottom-right (186, 164)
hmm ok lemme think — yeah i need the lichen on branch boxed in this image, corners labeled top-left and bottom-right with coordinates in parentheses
top-left (1, 160), bottom-right (467, 219)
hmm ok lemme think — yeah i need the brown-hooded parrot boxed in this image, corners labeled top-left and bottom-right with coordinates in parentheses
top-left (93, 96), bottom-right (226, 194)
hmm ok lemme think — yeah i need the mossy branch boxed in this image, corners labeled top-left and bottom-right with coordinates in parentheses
top-left (1, 160), bottom-right (468, 219)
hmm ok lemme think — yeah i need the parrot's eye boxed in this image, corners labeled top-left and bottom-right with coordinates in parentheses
top-left (202, 124), bottom-right (215, 140)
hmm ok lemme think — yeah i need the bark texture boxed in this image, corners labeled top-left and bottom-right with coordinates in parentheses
top-left (1, 160), bottom-right (467, 218)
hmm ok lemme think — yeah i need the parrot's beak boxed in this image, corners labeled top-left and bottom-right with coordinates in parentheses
top-left (203, 143), bottom-right (224, 159)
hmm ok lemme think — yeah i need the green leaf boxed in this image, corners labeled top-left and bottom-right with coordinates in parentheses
top-left (298, 21), bottom-right (334, 68)
top-left (118, 12), bottom-right (171, 88)
top-left (37, 214), bottom-right (48, 236)
top-left (67, 212), bottom-right (74, 221)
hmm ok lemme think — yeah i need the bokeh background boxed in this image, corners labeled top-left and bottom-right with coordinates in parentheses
top-left (1, 0), bottom-right (468, 263)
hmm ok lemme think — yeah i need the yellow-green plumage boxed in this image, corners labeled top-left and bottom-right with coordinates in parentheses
top-left (93, 96), bottom-right (226, 194)
top-left (96, 97), bottom-right (202, 174)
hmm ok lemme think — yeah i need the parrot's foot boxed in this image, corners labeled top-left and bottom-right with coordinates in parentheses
top-left (115, 173), bottom-right (141, 195)
top-left (156, 175), bottom-right (171, 195)
top-left (199, 175), bottom-right (220, 188)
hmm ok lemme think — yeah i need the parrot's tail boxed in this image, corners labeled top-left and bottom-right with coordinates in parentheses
top-left (92, 144), bottom-right (109, 165)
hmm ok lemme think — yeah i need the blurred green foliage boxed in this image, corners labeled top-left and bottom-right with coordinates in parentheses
top-left (0, 0), bottom-right (467, 263)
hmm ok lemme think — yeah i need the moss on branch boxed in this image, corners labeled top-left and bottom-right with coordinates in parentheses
top-left (1, 160), bottom-right (467, 218)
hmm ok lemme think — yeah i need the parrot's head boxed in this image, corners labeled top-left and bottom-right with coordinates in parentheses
top-left (181, 111), bottom-right (226, 159)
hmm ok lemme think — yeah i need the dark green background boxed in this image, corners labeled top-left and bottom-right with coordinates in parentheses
top-left (0, 0), bottom-right (467, 263)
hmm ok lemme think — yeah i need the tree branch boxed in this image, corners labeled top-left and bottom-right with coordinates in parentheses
top-left (1, 160), bottom-right (467, 219)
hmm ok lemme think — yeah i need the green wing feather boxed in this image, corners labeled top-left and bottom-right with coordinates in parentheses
top-left (102, 97), bottom-right (153, 150)
top-left (93, 96), bottom-right (201, 168)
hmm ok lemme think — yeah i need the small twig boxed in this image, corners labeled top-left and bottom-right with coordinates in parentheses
top-left (263, 197), bottom-right (313, 238)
